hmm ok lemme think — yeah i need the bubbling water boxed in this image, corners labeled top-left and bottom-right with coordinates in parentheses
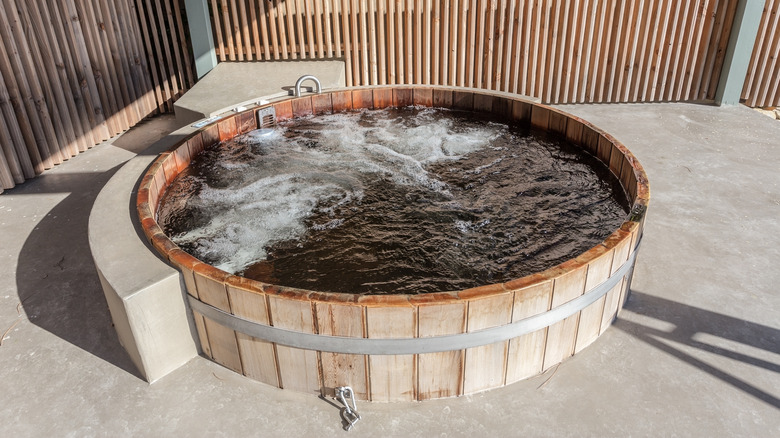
top-left (158, 107), bottom-right (629, 294)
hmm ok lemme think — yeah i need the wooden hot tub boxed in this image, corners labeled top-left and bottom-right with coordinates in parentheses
top-left (137, 86), bottom-right (649, 401)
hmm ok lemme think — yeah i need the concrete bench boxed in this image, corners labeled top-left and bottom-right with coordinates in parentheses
top-left (91, 60), bottom-right (346, 382)
top-left (89, 126), bottom-right (200, 383)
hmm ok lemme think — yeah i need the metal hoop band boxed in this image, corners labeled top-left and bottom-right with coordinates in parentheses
top-left (189, 246), bottom-right (638, 355)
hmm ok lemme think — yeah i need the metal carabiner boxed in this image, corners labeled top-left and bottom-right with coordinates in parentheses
top-left (335, 386), bottom-right (361, 431)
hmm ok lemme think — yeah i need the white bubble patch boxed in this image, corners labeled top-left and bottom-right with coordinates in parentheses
top-left (167, 108), bottom-right (502, 274)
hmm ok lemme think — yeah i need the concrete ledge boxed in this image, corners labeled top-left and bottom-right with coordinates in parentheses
top-left (174, 60), bottom-right (346, 125)
top-left (88, 126), bottom-right (200, 383)
top-left (92, 85), bottom-right (538, 384)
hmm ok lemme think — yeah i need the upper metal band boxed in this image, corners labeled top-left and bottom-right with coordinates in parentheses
top-left (188, 246), bottom-right (637, 355)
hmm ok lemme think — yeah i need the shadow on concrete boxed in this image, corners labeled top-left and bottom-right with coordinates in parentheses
top-left (616, 291), bottom-right (780, 408)
top-left (12, 115), bottom-right (185, 380)
top-left (111, 114), bottom-right (183, 154)
top-left (13, 165), bottom-right (142, 379)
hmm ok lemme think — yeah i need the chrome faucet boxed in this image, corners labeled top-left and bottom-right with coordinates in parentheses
top-left (294, 75), bottom-right (322, 97)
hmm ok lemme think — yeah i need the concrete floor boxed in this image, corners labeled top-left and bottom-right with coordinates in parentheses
top-left (0, 103), bottom-right (778, 437)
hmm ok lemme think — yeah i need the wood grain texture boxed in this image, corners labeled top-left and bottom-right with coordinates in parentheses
top-left (574, 248), bottom-right (614, 353)
top-left (366, 306), bottom-right (416, 401)
top-left (543, 264), bottom-right (587, 370)
top-left (228, 286), bottom-right (280, 387)
top-left (463, 292), bottom-right (513, 394)
top-left (742, 0), bottom-right (780, 107)
top-left (506, 281), bottom-right (552, 384)
top-left (316, 302), bottom-right (369, 400)
top-left (203, 316), bottom-right (243, 373)
top-left (199, 0), bottom-right (739, 104)
top-left (0, 0), bottom-right (193, 190)
top-left (268, 296), bottom-right (321, 394)
top-left (417, 302), bottom-right (467, 399)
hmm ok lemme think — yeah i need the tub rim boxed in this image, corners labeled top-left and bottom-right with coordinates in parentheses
top-left (137, 85), bottom-right (649, 307)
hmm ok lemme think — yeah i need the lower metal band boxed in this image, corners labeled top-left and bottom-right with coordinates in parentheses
top-left (189, 247), bottom-right (637, 355)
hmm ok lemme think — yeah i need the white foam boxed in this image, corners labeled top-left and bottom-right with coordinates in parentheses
top-left (171, 108), bottom-right (505, 274)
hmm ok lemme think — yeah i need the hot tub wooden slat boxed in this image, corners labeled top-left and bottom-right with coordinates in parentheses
top-left (530, 105), bottom-right (551, 130)
top-left (228, 286), bottom-right (280, 387)
top-left (202, 316), bottom-right (243, 373)
top-left (237, 111), bottom-right (257, 134)
top-left (201, 124), bottom-right (220, 147)
top-left (493, 97), bottom-right (513, 120)
top-left (291, 96), bottom-right (313, 117)
top-left (316, 302), bottom-right (369, 400)
top-left (512, 99), bottom-right (532, 123)
top-left (581, 125), bottom-right (600, 155)
top-left (330, 90), bottom-right (353, 112)
top-left (417, 302), bottom-right (467, 400)
top-left (565, 118), bottom-right (584, 144)
top-left (575, 248), bottom-right (615, 353)
top-left (192, 311), bottom-right (212, 358)
top-left (351, 89), bottom-right (374, 109)
top-left (193, 273), bottom-right (230, 311)
top-left (193, 271), bottom-right (243, 373)
top-left (393, 87), bottom-right (414, 107)
top-left (506, 281), bottom-right (553, 383)
top-left (373, 88), bottom-right (393, 108)
top-left (608, 143), bottom-right (625, 178)
top-left (273, 100), bottom-right (293, 121)
top-left (186, 133), bottom-right (205, 158)
top-left (463, 293), bottom-right (513, 394)
top-left (452, 90), bottom-right (474, 110)
top-left (473, 93), bottom-right (494, 112)
top-left (432, 89), bottom-right (453, 107)
top-left (600, 281), bottom-right (624, 335)
top-left (268, 297), bottom-right (320, 394)
top-left (218, 116), bottom-right (238, 141)
top-left (597, 135), bottom-right (613, 164)
top-left (612, 231), bottom-right (634, 318)
top-left (548, 110), bottom-right (568, 137)
top-left (413, 88), bottom-right (433, 106)
top-left (543, 265), bottom-right (587, 371)
top-left (311, 93), bottom-right (333, 115)
top-left (151, 166), bottom-right (166, 208)
top-left (172, 144), bottom-right (191, 175)
top-left (366, 306), bottom-right (416, 402)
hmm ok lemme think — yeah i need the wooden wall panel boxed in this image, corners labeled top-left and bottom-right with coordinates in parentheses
top-left (206, 1), bottom-right (739, 106)
top-left (742, 0), bottom-right (780, 108)
top-left (0, 0), bottom-right (195, 192)
top-left (4, 1), bottom-right (768, 195)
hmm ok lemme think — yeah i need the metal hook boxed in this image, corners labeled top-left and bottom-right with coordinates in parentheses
top-left (335, 386), bottom-right (361, 431)
top-left (294, 75), bottom-right (322, 97)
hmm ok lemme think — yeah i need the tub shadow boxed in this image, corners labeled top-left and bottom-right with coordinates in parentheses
top-left (13, 165), bottom-right (141, 379)
top-left (13, 115), bottom-right (186, 380)
top-left (615, 291), bottom-right (779, 408)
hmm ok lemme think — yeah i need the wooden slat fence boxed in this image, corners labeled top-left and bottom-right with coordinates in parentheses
top-left (742, 0), bottom-right (780, 108)
top-left (207, 0), bottom-right (739, 105)
top-left (0, 0), bottom-right (194, 193)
